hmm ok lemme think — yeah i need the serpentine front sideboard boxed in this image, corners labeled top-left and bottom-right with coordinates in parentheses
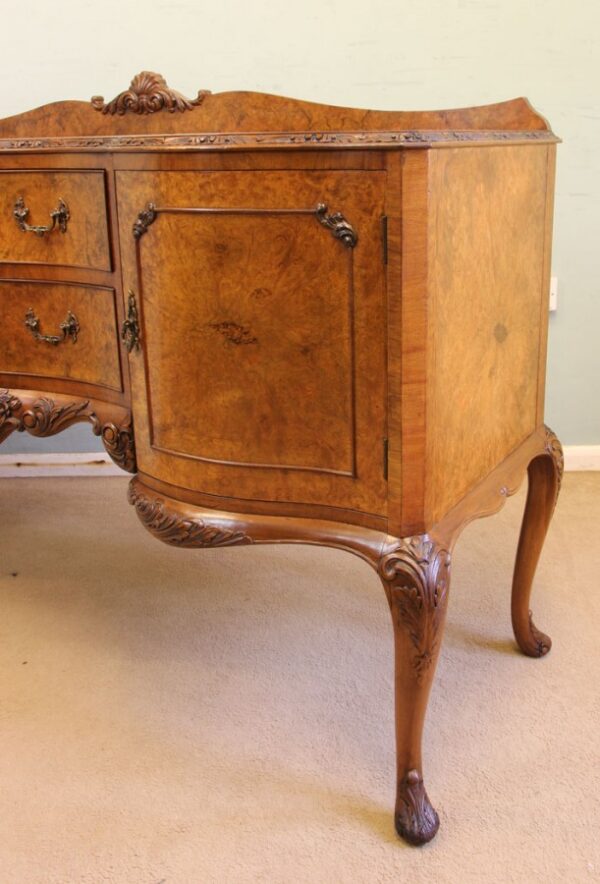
top-left (0, 73), bottom-right (562, 845)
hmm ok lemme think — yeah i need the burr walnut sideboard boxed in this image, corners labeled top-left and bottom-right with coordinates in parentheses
top-left (0, 73), bottom-right (562, 845)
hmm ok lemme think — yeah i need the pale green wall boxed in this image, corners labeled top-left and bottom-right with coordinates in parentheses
top-left (1, 0), bottom-right (598, 453)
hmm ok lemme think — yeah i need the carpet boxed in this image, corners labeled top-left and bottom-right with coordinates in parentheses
top-left (0, 474), bottom-right (598, 883)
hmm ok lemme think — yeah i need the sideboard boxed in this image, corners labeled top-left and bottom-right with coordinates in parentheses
top-left (0, 73), bottom-right (562, 845)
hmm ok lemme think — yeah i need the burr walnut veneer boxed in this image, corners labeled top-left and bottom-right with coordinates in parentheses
top-left (0, 73), bottom-right (562, 845)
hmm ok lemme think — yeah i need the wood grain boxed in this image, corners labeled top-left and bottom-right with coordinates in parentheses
top-left (0, 79), bottom-right (562, 847)
top-left (0, 280), bottom-right (122, 392)
top-left (0, 170), bottom-right (111, 270)
top-left (425, 145), bottom-right (550, 525)
top-left (117, 168), bottom-right (388, 515)
top-left (0, 89), bottom-right (552, 139)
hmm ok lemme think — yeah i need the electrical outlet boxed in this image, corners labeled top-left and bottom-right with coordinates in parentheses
top-left (549, 276), bottom-right (558, 312)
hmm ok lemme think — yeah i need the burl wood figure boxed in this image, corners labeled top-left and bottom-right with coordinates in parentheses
top-left (0, 72), bottom-right (562, 845)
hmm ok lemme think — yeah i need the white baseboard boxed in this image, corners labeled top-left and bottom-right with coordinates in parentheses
top-left (563, 445), bottom-right (600, 472)
top-left (0, 452), bottom-right (124, 478)
top-left (0, 445), bottom-right (598, 478)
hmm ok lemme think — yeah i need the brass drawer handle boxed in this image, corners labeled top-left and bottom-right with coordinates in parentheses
top-left (24, 308), bottom-right (80, 345)
top-left (13, 196), bottom-right (70, 237)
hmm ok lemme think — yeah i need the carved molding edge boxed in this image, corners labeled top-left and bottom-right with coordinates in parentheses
top-left (92, 71), bottom-right (210, 116)
top-left (543, 424), bottom-right (564, 503)
top-left (395, 769), bottom-right (440, 846)
top-left (0, 390), bottom-right (136, 474)
top-left (379, 535), bottom-right (451, 683)
top-left (0, 130), bottom-right (558, 153)
top-left (128, 482), bottom-right (254, 548)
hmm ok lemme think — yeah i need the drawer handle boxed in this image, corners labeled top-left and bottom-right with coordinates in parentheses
top-left (24, 308), bottom-right (80, 345)
top-left (13, 196), bottom-right (70, 237)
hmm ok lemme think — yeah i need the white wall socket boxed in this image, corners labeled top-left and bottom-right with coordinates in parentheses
top-left (549, 276), bottom-right (558, 312)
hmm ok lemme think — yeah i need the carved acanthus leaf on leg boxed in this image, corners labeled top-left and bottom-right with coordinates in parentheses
top-left (379, 535), bottom-right (451, 683)
top-left (395, 769), bottom-right (440, 847)
top-left (377, 534), bottom-right (451, 845)
top-left (543, 424), bottom-right (564, 505)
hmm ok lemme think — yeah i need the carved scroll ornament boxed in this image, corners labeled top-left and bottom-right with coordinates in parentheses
top-left (92, 71), bottom-right (210, 116)
top-left (95, 416), bottom-right (136, 474)
top-left (0, 390), bottom-right (136, 473)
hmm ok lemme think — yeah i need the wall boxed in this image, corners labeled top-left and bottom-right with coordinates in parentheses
top-left (1, 0), bottom-right (597, 453)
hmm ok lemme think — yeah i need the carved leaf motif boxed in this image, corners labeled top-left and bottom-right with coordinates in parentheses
top-left (379, 536), bottom-right (451, 682)
top-left (0, 390), bottom-right (136, 474)
top-left (19, 397), bottom-right (91, 436)
top-left (128, 483), bottom-right (253, 549)
top-left (0, 389), bottom-right (22, 424)
top-left (92, 71), bottom-right (210, 116)
top-left (395, 769), bottom-right (440, 845)
top-left (0, 130), bottom-right (556, 153)
top-left (544, 425), bottom-right (564, 497)
top-left (0, 389), bottom-right (23, 441)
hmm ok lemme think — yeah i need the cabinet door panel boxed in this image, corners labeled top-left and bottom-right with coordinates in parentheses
top-left (117, 170), bottom-right (387, 516)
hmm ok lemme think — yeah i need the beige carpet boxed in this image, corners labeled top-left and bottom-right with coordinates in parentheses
top-left (0, 474), bottom-right (598, 884)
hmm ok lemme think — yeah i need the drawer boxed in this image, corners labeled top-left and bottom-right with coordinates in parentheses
top-left (0, 280), bottom-right (122, 392)
top-left (0, 171), bottom-right (111, 271)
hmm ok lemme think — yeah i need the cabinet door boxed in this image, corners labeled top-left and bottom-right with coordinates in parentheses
top-left (116, 170), bottom-right (387, 518)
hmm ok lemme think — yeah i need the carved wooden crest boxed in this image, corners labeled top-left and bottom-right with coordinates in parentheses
top-left (91, 71), bottom-right (210, 115)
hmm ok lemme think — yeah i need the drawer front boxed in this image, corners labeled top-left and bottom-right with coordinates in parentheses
top-left (0, 171), bottom-right (111, 270)
top-left (0, 281), bottom-right (122, 391)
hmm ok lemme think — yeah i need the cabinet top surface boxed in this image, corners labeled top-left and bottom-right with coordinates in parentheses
top-left (0, 71), bottom-right (558, 154)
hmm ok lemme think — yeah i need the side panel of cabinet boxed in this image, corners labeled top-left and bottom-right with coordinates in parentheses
top-left (116, 169), bottom-right (387, 519)
top-left (425, 144), bottom-right (554, 525)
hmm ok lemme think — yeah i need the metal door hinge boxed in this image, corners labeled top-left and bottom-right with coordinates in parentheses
top-left (381, 215), bottom-right (388, 265)
top-left (383, 437), bottom-right (389, 480)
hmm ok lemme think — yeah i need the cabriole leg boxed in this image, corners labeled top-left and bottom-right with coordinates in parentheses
top-left (511, 426), bottom-right (563, 657)
top-left (378, 535), bottom-right (451, 845)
